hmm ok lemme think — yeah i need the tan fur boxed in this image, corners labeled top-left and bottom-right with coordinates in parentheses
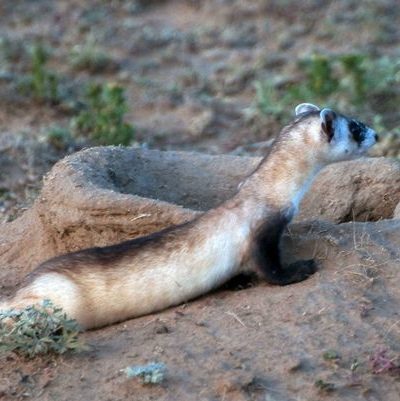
top-left (0, 108), bottom-right (377, 329)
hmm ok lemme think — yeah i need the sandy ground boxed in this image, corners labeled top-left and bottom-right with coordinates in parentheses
top-left (2, 220), bottom-right (400, 401)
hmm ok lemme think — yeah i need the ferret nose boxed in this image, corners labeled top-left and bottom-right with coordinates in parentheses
top-left (374, 133), bottom-right (379, 142)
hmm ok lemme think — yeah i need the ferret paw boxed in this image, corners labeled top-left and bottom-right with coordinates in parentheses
top-left (281, 259), bottom-right (318, 285)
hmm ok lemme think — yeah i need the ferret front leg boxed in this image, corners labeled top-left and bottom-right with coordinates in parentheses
top-left (255, 239), bottom-right (318, 285)
top-left (253, 212), bottom-right (318, 285)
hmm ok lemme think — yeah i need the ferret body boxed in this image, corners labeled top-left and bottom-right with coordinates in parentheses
top-left (0, 103), bottom-right (378, 329)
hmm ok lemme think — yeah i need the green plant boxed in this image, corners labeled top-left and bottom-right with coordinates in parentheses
top-left (253, 54), bottom-right (339, 120)
top-left (18, 43), bottom-right (60, 103)
top-left (0, 300), bottom-right (87, 357)
top-left (338, 54), bottom-right (367, 104)
top-left (45, 126), bottom-right (74, 151)
top-left (0, 187), bottom-right (10, 200)
top-left (314, 379), bottom-right (335, 393)
top-left (350, 359), bottom-right (360, 372)
top-left (71, 83), bottom-right (135, 146)
top-left (254, 80), bottom-right (286, 118)
top-left (323, 350), bottom-right (340, 361)
top-left (366, 56), bottom-right (400, 91)
top-left (300, 54), bottom-right (339, 98)
top-left (123, 362), bottom-right (167, 384)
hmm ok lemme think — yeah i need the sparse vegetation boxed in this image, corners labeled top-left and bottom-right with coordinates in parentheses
top-left (254, 80), bottom-right (286, 120)
top-left (45, 126), bottom-right (74, 151)
top-left (338, 54), bottom-right (367, 104)
top-left (42, 82), bottom-right (135, 148)
top-left (254, 53), bottom-right (400, 139)
top-left (123, 362), bottom-right (167, 384)
top-left (323, 350), bottom-right (341, 361)
top-left (0, 300), bottom-right (86, 358)
top-left (298, 54), bottom-right (339, 99)
top-left (314, 379), bottom-right (336, 393)
top-left (70, 83), bottom-right (135, 146)
top-left (18, 43), bottom-right (60, 104)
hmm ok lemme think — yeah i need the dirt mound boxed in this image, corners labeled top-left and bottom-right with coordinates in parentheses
top-left (298, 157), bottom-right (400, 223)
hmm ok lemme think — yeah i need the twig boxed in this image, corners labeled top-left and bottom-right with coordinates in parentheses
top-left (384, 320), bottom-right (400, 340)
top-left (225, 311), bottom-right (246, 327)
top-left (130, 214), bottom-right (151, 221)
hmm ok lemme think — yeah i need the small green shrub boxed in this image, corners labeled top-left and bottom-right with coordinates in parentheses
top-left (338, 54), bottom-right (367, 104)
top-left (18, 43), bottom-right (60, 104)
top-left (0, 187), bottom-right (10, 200)
top-left (314, 379), bottom-right (335, 393)
top-left (0, 300), bottom-right (86, 358)
top-left (323, 350), bottom-right (340, 361)
top-left (300, 54), bottom-right (339, 98)
top-left (123, 362), bottom-right (167, 384)
top-left (254, 80), bottom-right (286, 119)
top-left (45, 126), bottom-right (74, 151)
top-left (71, 83), bottom-right (135, 146)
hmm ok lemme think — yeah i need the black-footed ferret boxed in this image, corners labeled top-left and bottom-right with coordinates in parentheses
top-left (0, 103), bottom-right (378, 329)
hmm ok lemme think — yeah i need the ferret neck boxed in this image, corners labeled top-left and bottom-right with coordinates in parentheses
top-left (238, 145), bottom-right (322, 211)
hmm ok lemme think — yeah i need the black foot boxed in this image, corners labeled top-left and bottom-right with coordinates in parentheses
top-left (279, 259), bottom-right (318, 285)
top-left (263, 259), bottom-right (318, 286)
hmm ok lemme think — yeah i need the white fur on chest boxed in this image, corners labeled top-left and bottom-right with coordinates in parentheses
top-left (291, 168), bottom-right (320, 212)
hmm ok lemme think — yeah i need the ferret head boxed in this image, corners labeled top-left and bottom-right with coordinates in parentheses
top-left (292, 103), bottom-right (378, 164)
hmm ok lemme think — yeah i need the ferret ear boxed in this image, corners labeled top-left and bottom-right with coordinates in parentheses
top-left (295, 103), bottom-right (320, 116)
top-left (320, 108), bottom-right (337, 142)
